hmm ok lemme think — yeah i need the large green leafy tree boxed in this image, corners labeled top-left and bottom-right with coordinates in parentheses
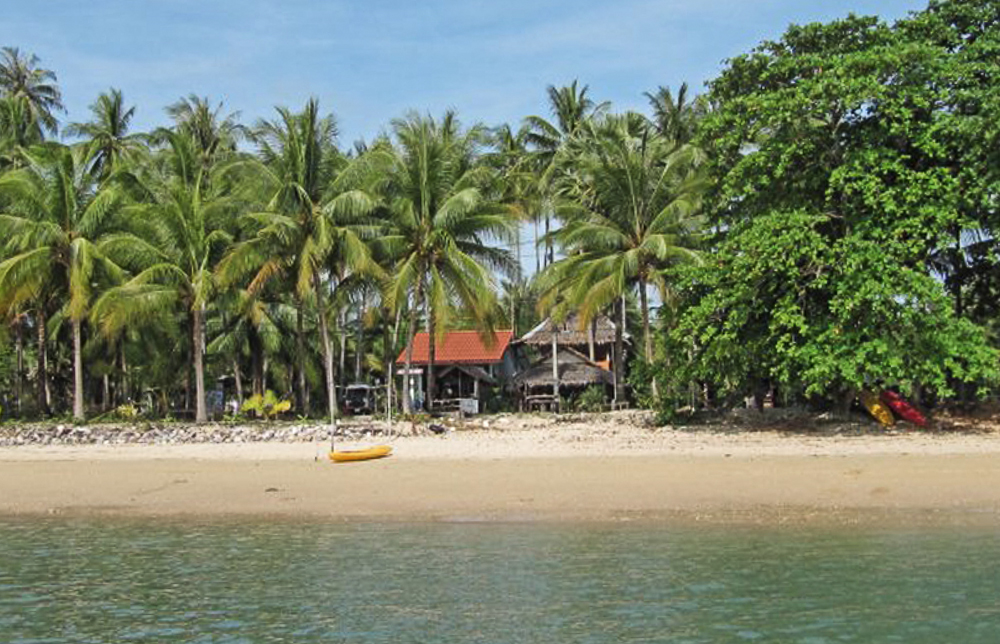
top-left (0, 143), bottom-right (125, 420)
top-left (377, 112), bottom-right (514, 413)
top-left (902, 1), bottom-right (1000, 332)
top-left (676, 5), bottom-right (999, 405)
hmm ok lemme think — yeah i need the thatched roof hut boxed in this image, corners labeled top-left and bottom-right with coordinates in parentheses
top-left (512, 347), bottom-right (614, 389)
top-left (517, 313), bottom-right (620, 347)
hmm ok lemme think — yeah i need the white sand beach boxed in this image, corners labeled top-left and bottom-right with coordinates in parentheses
top-left (3, 411), bottom-right (1000, 524)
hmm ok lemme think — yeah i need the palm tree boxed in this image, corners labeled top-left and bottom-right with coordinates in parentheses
top-left (537, 112), bottom-right (708, 388)
top-left (525, 81), bottom-right (608, 163)
top-left (208, 287), bottom-right (289, 403)
top-left (487, 123), bottom-right (539, 276)
top-left (92, 129), bottom-right (238, 423)
top-left (524, 81), bottom-right (608, 268)
top-left (0, 143), bottom-right (126, 420)
top-left (377, 112), bottom-right (515, 413)
top-left (163, 94), bottom-right (244, 176)
top-left (66, 89), bottom-right (146, 182)
top-left (0, 95), bottom-right (45, 167)
top-left (643, 83), bottom-right (707, 145)
top-left (0, 47), bottom-right (63, 137)
top-left (218, 98), bottom-right (380, 424)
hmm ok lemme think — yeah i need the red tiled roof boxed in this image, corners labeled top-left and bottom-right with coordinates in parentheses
top-left (395, 330), bottom-right (513, 366)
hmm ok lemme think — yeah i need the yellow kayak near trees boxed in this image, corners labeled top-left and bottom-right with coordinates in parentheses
top-left (859, 390), bottom-right (895, 427)
top-left (328, 445), bottom-right (393, 463)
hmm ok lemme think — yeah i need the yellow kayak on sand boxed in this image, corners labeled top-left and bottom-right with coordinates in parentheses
top-left (329, 445), bottom-right (392, 463)
top-left (859, 390), bottom-right (895, 427)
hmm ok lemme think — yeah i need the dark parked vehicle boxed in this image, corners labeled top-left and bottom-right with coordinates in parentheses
top-left (341, 384), bottom-right (375, 415)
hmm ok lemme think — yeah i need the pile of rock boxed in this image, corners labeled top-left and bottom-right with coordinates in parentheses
top-left (0, 422), bottom-right (386, 447)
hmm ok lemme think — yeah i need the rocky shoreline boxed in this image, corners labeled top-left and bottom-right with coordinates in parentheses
top-left (0, 405), bottom-right (995, 448)
top-left (0, 410), bottom-right (658, 447)
top-left (0, 422), bottom-right (376, 447)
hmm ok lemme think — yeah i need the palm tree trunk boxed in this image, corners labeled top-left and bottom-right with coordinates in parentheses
top-left (613, 298), bottom-right (625, 406)
top-left (551, 321), bottom-right (560, 412)
top-left (120, 343), bottom-right (129, 404)
top-left (250, 329), bottom-right (264, 397)
top-left (427, 298), bottom-right (437, 412)
top-left (192, 308), bottom-right (208, 423)
top-left (388, 306), bottom-right (402, 415)
top-left (639, 278), bottom-right (653, 363)
top-left (36, 308), bottom-right (49, 416)
top-left (295, 304), bottom-right (307, 414)
top-left (534, 218), bottom-right (540, 274)
top-left (355, 300), bottom-right (366, 382)
top-left (14, 318), bottom-right (23, 415)
top-left (233, 358), bottom-right (243, 406)
top-left (72, 317), bottom-right (85, 421)
top-left (402, 278), bottom-right (424, 414)
top-left (588, 318), bottom-right (596, 362)
top-left (314, 277), bottom-right (338, 425)
top-left (544, 214), bottom-right (551, 268)
top-left (639, 278), bottom-right (659, 398)
top-left (338, 309), bottom-right (347, 388)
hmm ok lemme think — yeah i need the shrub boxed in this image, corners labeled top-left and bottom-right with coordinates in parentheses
top-left (241, 390), bottom-right (292, 420)
top-left (574, 386), bottom-right (606, 412)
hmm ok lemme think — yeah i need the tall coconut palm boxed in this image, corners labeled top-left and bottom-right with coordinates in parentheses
top-left (0, 143), bottom-right (126, 420)
top-left (377, 112), bottom-right (515, 413)
top-left (537, 112), bottom-right (708, 381)
top-left (163, 94), bottom-right (244, 176)
top-left (487, 123), bottom-right (540, 276)
top-left (217, 98), bottom-right (380, 424)
top-left (0, 47), bottom-right (63, 137)
top-left (66, 89), bottom-right (146, 182)
top-left (92, 129), bottom-right (238, 423)
top-left (524, 81), bottom-right (608, 268)
top-left (0, 95), bottom-right (45, 167)
top-left (643, 83), bottom-right (707, 145)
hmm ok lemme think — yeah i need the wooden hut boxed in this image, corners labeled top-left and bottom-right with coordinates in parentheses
top-left (512, 347), bottom-right (614, 411)
top-left (513, 313), bottom-right (627, 410)
top-left (517, 312), bottom-right (618, 365)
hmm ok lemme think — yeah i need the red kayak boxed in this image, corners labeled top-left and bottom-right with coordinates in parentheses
top-left (879, 391), bottom-right (927, 427)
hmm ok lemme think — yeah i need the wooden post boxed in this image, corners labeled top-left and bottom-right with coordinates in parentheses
top-left (588, 317), bottom-right (596, 361)
top-left (551, 320), bottom-right (560, 413)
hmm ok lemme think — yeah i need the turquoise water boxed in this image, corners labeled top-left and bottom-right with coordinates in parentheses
top-left (1, 519), bottom-right (999, 642)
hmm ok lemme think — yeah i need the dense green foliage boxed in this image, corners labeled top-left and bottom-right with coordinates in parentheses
top-left (0, 0), bottom-right (998, 423)
top-left (666, 0), bottom-right (1000, 408)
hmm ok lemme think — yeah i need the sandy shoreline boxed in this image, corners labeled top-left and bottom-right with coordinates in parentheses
top-left (3, 417), bottom-right (1000, 524)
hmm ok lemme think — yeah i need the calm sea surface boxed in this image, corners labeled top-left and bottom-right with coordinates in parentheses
top-left (1, 518), bottom-right (999, 643)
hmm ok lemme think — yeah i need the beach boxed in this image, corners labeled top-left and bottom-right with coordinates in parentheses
top-left (3, 412), bottom-right (1000, 524)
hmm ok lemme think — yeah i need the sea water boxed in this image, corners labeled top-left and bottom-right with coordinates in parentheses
top-left (1, 518), bottom-right (999, 643)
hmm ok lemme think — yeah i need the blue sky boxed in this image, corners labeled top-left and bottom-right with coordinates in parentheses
top-left (4, 0), bottom-right (926, 145)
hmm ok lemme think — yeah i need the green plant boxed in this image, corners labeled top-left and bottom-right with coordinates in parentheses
top-left (574, 385), bottom-right (607, 413)
top-left (114, 403), bottom-right (139, 420)
top-left (241, 390), bottom-right (292, 420)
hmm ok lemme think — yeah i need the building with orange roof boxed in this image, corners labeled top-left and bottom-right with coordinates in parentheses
top-left (395, 330), bottom-right (516, 412)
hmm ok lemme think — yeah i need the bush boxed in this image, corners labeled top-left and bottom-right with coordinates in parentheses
top-left (574, 386), bottom-right (606, 412)
top-left (241, 390), bottom-right (292, 420)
